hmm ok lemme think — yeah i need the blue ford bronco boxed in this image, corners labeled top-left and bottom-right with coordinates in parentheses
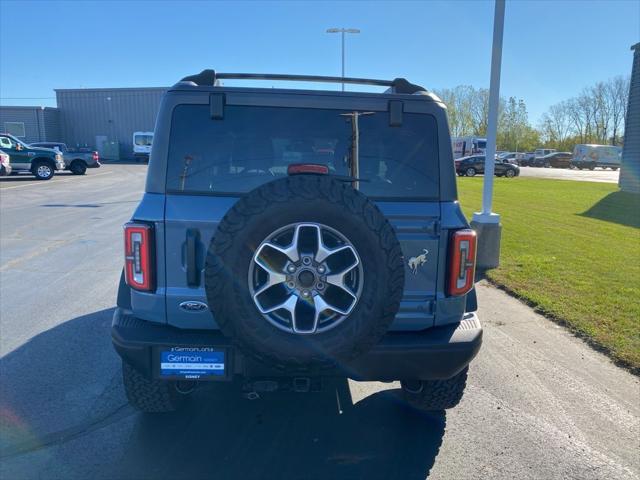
top-left (112, 70), bottom-right (482, 413)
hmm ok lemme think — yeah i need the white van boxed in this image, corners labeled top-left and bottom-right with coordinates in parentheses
top-left (572, 144), bottom-right (622, 170)
top-left (133, 131), bottom-right (154, 162)
top-left (452, 136), bottom-right (487, 159)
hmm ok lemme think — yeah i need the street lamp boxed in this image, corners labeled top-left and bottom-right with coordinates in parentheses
top-left (326, 28), bottom-right (360, 91)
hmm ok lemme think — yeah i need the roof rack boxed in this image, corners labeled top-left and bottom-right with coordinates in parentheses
top-left (178, 70), bottom-right (426, 94)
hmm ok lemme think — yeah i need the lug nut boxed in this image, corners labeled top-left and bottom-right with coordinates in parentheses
top-left (302, 257), bottom-right (311, 265)
top-left (287, 264), bottom-right (296, 273)
top-left (317, 265), bottom-right (326, 274)
top-left (287, 281), bottom-right (295, 289)
top-left (302, 290), bottom-right (310, 297)
top-left (316, 282), bottom-right (324, 290)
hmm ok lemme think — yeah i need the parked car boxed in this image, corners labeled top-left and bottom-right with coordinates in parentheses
top-left (133, 131), bottom-right (153, 162)
top-left (496, 152), bottom-right (526, 165)
top-left (532, 151), bottom-right (572, 168)
top-left (572, 144), bottom-right (622, 170)
top-left (0, 149), bottom-right (11, 176)
top-left (521, 148), bottom-right (557, 166)
top-left (455, 155), bottom-right (520, 177)
top-left (0, 133), bottom-right (65, 180)
top-left (113, 69), bottom-right (483, 414)
top-left (30, 142), bottom-right (100, 175)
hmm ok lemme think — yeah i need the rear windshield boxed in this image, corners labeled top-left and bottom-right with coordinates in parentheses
top-left (135, 135), bottom-right (153, 146)
top-left (166, 104), bottom-right (439, 199)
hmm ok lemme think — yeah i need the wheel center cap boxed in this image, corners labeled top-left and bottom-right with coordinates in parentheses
top-left (297, 270), bottom-right (316, 288)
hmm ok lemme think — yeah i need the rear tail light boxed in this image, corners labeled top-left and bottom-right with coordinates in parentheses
top-left (124, 222), bottom-right (154, 291)
top-left (447, 229), bottom-right (477, 296)
top-left (287, 163), bottom-right (329, 175)
top-left (92, 151), bottom-right (99, 161)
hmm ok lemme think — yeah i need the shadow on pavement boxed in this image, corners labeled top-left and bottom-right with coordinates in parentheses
top-left (115, 382), bottom-right (446, 480)
top-left (1, 308), bottom-right (446, 480)
top-left (580, 190), bottom-right (640, 228)
top-left (0, 308), bottom-right (123, 459)
top-left (0, 172), bottom-right (76, 182)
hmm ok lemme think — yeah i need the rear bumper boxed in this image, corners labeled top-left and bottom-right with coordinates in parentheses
top-left (112, 308), bottom-right (482, 382)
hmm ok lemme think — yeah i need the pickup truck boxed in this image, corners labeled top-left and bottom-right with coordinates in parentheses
top-left (30, 142), bottom-right (100, 175)
top-left (0, 133), bottom-right (65, 180)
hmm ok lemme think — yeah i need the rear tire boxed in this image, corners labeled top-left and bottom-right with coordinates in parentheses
top-left (32, 161), bottom-right (54, 180)
top-left (465, 167), bottom-right (476, 177)
top-left (505, 169), bottom-right (516, 178)
top-left (122, 361), bottom-right (185, 413)
top-left (70, 160), bottom-right (87, 175)
top-left (401, 367), bottom-right (469, 411)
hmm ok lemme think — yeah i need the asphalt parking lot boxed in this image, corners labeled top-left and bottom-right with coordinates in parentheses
top-left (519, 166), bottom-right (619, 183)
top-left (1, 164), bottom-right (638, 480)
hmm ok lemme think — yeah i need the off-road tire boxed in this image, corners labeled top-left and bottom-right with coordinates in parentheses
top-left (70, 160), bottom-right (87, 175)
top-left (122, 361), bottom-right (184, 413)
top-left (204, 175), bottom-right (405, 371)
top-left (400, 367), bottom-right (469, 411)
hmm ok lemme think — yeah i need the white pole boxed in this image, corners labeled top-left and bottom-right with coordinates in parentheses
top-left (474, 0), bottom-right (505, 222)
top-left (341, 30), bottom-right (345, 91)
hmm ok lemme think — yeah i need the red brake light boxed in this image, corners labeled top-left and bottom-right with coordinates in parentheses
top-left (447, 229), bottom-right (477, 296)
top-left (287, 163), bottom-right (329, 175)
top-left (92, 151), bottom-right (99, 161)
top-left (124, 223), bottom-right (154, 291)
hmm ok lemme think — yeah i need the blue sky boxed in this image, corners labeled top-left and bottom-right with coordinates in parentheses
top-left (0, 0), bottom-right (638, 123)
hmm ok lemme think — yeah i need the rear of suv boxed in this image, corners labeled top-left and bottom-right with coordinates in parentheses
top-left (112, 70), bottom-right (482, 413)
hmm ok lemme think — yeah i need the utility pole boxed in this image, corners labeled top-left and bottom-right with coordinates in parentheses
top-left (326, 28), bottom-right (361, 91)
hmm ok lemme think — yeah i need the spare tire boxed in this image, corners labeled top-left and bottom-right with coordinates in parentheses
top-left (204, 175), bottom-right (405, 370)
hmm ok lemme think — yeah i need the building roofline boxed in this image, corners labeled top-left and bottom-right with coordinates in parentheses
top-left (0, 105), bottom-right (59, 110)
top-left (54, 86), bottom-right (168, 93)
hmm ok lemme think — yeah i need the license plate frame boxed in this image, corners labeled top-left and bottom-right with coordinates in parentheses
top-left (154, 346), bottom-right (230, 381)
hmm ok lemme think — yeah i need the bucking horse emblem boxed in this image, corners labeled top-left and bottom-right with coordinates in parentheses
top-left (408, 249), bottom-right (429, 274)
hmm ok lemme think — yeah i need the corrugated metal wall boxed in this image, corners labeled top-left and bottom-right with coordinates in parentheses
top-left (620, 43), bottom-right (640, 194)
top-left (42, 108), bottom-right (61, 142)
top-left (0, 106), bottom-right (60, 143)
top-left (55, 87), bottom-right (166, 159)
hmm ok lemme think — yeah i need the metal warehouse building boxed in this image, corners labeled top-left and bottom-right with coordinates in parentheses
top-left (0, 106), bottom-right (61, 144)
top-left (619, 43), bottom-right (640, 193)
top-left (1, 87), bottom-right (166, 160)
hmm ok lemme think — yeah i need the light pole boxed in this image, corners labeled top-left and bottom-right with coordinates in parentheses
top-left (471, 0), bottom-right (505, 269)
top-left (326, 28), bottom-right (360, 91)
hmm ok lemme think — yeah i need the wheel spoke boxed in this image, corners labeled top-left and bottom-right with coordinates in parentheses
top-left (257, 239), bottom-right (299, 265)
top-left (252, 270), bottom-right (287, 299)
top-left (257, 293), bottom-right (298, 316)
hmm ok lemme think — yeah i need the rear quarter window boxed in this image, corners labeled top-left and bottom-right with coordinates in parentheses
top-left (166, 104), bottom-right (439, 199)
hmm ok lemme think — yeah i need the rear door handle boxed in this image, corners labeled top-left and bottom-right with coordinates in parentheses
top-left (186, 229), bottom-right (200, 287)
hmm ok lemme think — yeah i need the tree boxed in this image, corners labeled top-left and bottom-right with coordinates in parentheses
top-left (498, 97), bottom-right (530, 151)
top-left (538, 101), bottom-right (573, 150)
top-left (608, 75), bottom-right (630, 145)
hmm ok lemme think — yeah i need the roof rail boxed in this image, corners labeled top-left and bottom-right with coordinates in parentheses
top-left (178, 70), bottom-right (426, 94)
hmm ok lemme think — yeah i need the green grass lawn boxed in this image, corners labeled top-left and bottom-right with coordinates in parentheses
top-left (457, 177), bottom-right (640, 371)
